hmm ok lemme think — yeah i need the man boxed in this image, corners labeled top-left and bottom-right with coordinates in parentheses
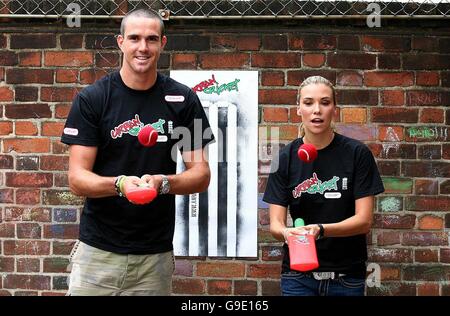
top-left (61, 9), bottom-right (213, 295)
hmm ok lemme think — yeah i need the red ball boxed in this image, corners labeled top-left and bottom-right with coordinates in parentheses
top-left (138, 125), bottom-right (158, 147)
top-left (297, 143), bottom-right (318, 163)
top-left (126, 186), bottom-right (158, 205)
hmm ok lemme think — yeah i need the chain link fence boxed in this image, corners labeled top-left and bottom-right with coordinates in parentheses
top-left (0, 0), bottom-right (448, 19)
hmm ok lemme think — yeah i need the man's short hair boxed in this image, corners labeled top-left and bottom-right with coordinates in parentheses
top-left (120, 9), bottom-right (165, 37)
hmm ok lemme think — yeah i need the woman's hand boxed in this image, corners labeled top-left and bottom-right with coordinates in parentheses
top-left (282, 224), bottom-right (321, 243)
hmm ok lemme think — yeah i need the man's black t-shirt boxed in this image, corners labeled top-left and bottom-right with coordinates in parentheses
top-left (61, 71), bottom-right (214, 254)
top-left (263, 133), bottom-right (384, 275)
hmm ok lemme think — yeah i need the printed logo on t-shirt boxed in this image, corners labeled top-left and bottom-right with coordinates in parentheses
top-left (165, 95), bottom-right (185, 102)
top-left (63, 127), bottom-right (79, 136)
top-left (292, 172), bottom-right (340, 199)
top-left (110, 114), bottom-right (167, 141)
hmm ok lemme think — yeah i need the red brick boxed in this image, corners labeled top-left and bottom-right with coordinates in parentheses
top-left (172, 54), bottom-right (197, 69)
top-left (234, 280), bottom-right (257, 295)
top-left (416, 71), bottom-right (439, 86)
top-left (18, 52), bottom-right (41, 67)
top-left (373, 214), bottom-right (416, 229)
top-left (403, 54), bottom-right (450, 70)
top-left (80, 69), bottom-right (108, 84)
top-left (327, 52), bottom-right (376, 69)
top-left (261, 71), bottom-right (284, 86)
top-left (289, 107), bottom-right (302, 123)
top-left (16, 258), bottom-right (40, 273)
top-left (361, 36), bottom-right (410, 52)
top-left (6, 68), bottom-right (53, 84)
top-left (197, 262), bottom-right (245, 277)
top-left (17, 222), bottom-right (41, 239)
top-left (263, 107), bottom-right (288, 122)
top-left (0, 189), bottom-right (14, 203)
top-left (441, 180), bottom-right (450, 195)
top-left (336, 124), bottom-right (377, 141)
top-left (337, 71), bottom-right (363, 86)
top-left (6, 172), bottom-right (52, 187)
top-left (378, 126), bottom-right (404, 142)
top-left (418, 144), bottom-right (441, 159)
top-left (378, 54), bottom-right (401, 69)
top-left (56, 69), bottom-right (78, 83)
top-left (40, 155), bottom-right (69, 171)
top-left (441, 248), bottom-right (450, 263)
top-left (55, 104), bottom-right (71, 119)
top-left (261, 281), bottom-right (280, 296)
top-left (95, 52), bottom-right (120, 68)
top-left (337, 35), bottom-right (360, 50)
top-left (15, 122), bottom-right (38, 136)
top-left (407, 91), bottom-right (443, 106)
top-left (10, 34), bottom-right (56, 49)
top-left (418, 215), bottom-right (444, 230)
top-left (0, 87), bottom-right (14, 101)
top-left (44, 51), bottom-right (93, 67)
top-left (247, 264), bottom-right (281, 278)
top-left (0, 223), bottom-right (15, 238)
top-left (0, 121), bottom-right (13, 135)
top-left (200, 53), bottom-right (249, 69)
top-left (367, 282), bottom-right (416, 296)
top-left (341, 108), bottom-right (366, 123)
top-left (368, 247), bottom-right (413, 263)
top-left (365, 72), bottom-right (413, 87)
top-left (252, 53), bottom-right (301, 68)
top-left (303, 54), bottom-right (325, 68)
top-left (43, 257), bottom-right (70, 273)
top-left (420, 108), bottom-right (444, 123)
top-left (207, 280), bottom-right (232, 295)
top-left (52, 140), bottom-right (69, 155)
top-left (287, 70), bottom-right (336, 86)
top-left (402, 232), bottom-right (448, 246)
top-left (403, 162), bottom-right (450, 178)
top-left (54, 173), bottom-right (69, 187)
top-left (41, 122), bottom-right (65, 137)
top-left (0, 154), bottom-right (13, 169)
top-left (262, 35), bottom-right (287, 50)
top-left (418, 283), bottom-right (439, 296)
top-left (3, 240), bottom-right (50, 255)
top-left (3, 138), bottom-right (50, 153)
top-left (41, 87), bottom-right (79, 102)
top-left (15, 189), bottom-right (40, 205)
top-left (53, 241), bottom-right (76, 255)
top-left (4, 275), bottom-right (50, 290)
top-left (289, 34), bottom-right (336, 50)
top-left (259, 89), bottom-right (297, 105)
top-left (172, 279), bottom-right (205, 294)
top-left (14, 86), bottom-right (38, 102)
top-left (0, 34), bottom-right (5, 48)
top-left (236, 36), bottom-right (261, 51)
top-left (212, 35), bottom-right (236, 51)
top-left (381, 90), bottom-right (404, 106)
top-left (4, 207), bottom-right (51, 222)
top-left (371, 108), bottom-right (418, 123)
top-left (337, 89), bottom-right (378, 105)
top-left (412, 36), bottom-right (439, 52)
top-left (403, 265), bottom-right (450, 281)
top-left (415, 249), bottom-right (439, 263)
top-left (42, 190), bottom-right (84, 205)
top-left (43, 224), bottom-right (79, 239)
top-left (376, 231), bottom-right (401, 246)
top-left (5, 103), bottom-right (51, 119)
top-left (261, 246), bottom-right (283, 261)
top-left (0, 51), bottom-right (18, 66)
top-left (60, 34), bottom-right (84, 49)
top-left (380, 265), bottom-right (401, 281)
top-left (415, 179), bottom-right (438, 195)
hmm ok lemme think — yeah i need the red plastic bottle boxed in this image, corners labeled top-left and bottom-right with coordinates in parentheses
top-left (288, 218), bottom-right (319, 272)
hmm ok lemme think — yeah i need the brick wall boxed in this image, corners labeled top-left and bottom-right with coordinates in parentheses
top-left (0, 19), bottom-right (449, 296)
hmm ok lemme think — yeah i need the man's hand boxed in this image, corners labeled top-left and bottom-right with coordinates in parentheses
top-left (140, 174), bottom-right (163, 193)
top-left (121, 176), bottom-right (145, 199)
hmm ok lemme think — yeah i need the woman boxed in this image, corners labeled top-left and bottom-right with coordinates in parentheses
top-left (263, 76), bottom-right (384, 296)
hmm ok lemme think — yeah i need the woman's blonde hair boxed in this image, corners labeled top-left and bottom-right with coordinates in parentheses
top-left (297, 76), bottom-right (337, 137)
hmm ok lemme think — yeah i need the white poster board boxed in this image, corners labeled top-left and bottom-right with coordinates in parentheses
top-left (170, 70), bottom-right (258, 257)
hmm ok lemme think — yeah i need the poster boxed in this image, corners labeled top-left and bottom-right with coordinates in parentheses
top-left (170, 71), bottom-right (258, 257)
